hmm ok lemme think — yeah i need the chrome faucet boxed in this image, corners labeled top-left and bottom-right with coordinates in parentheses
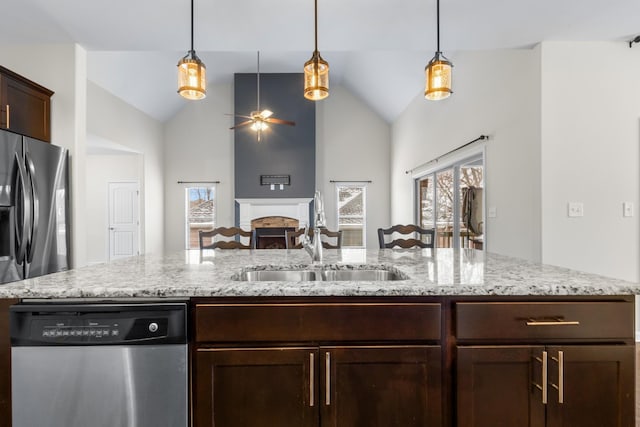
top-left (302, 190), bottom-right (326, 263)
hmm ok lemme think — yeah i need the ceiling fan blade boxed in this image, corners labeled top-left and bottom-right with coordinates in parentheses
top-left (230, 120), bottom-right (254, 129)
top-left (225, 113), bottom-right (254, 119)
top-left (266, 117), bottom-right (296, 126)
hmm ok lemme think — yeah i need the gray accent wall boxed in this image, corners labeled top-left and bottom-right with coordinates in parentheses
top-left (234, 73), bottom-right (316, 198)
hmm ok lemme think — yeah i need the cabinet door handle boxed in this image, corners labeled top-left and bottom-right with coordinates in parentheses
top-left (533, 351), bottom-right (548, 404)
top-left (551, 351), bottom-right (564, 404)
top-left (309, 353), bottom-right (314, 407)
top-left (5, 104), bottom-right (9, 128)
top-left (325, 352), bottom-right (331, 406)
top-left (526, 318), bottom-right (580, 326)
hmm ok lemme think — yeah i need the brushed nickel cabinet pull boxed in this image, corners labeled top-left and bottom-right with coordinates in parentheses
top-left (325, 352), bottom-right (331, 406)
top-left (5, 105), bottom-right (9, 128)
top-left (526, 318), bottom-right (580, 326)
top-left (534, 351), bottom-right (549, 404)
top-left (550, 351), bottom-right (564, 403)
top-left (309, 353), bottom-right (314, 407)
top-left (557, 351), bottom-right (564, 403)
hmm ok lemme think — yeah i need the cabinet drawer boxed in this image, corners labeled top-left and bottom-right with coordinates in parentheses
top-left (456, 301), bottom-right (634, 341)
top-left (195, 302), bottom-right (441, 343)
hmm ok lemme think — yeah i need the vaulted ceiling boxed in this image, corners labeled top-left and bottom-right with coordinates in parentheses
top-left (2, 0), bottom-right (639, 122)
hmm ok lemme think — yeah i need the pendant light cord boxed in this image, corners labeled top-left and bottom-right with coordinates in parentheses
top-left (436, 0), bottom-right (440, 54)
top-left (190, 0), bottom-right (195, 53)
top-left (314, 0), bottom-right (319, 53)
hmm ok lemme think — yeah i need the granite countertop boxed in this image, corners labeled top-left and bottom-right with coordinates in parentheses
top-left (0, 248), bottom-right (638, 299)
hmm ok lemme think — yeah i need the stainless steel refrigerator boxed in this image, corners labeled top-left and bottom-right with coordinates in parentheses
top-left (0, 129), bottom-right (70, 284)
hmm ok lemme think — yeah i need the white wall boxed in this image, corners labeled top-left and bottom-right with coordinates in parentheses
top-left (316, 85), bottom-right (391, 248)
top-left (0, 43), bottom-right (88, 267)
top-left (163, 82), bottom-right (235, 253)
top-left (87, 81), bottom-right (164, 256)
top-left (85, 154), bottom-right (142, 264)
top-left (391, 49), bottom-right (542, 261)
top-left (540, 42), bottom-right (640, 282)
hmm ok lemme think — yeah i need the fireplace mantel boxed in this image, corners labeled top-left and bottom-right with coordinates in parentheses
top-left (236, 198), bottom-right (312, 230)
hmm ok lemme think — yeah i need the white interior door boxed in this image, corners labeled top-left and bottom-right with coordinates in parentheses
top-left (108, 182), bottom-right (140, 261)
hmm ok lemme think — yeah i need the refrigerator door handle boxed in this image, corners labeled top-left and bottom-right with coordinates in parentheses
top-left (13, 152), bottom-right (31, 264)
top-left (24, 151), bottom-right (39, 264)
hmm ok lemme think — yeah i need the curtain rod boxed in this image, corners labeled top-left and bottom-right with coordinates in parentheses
top-left (329, 180), bottom-right (373, 183)
top-left (177, 180), bottom-right (221, 184)
top-left (405, 134), bottom-right (488, 174)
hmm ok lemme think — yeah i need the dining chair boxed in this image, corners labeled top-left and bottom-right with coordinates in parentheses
top-left (285, 228), bottom-right (343, 249)
top-left (377, 224), bottom-right (435, 249)
top-left (199, 226), bottom-right (254, 249)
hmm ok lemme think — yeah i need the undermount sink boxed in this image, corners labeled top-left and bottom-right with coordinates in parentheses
top-left (320, 269), bottom-right (403, 281)
top-left (237, 270), bottom-right (318, 282)
top-left (233, 266), bottom-right (408, 282)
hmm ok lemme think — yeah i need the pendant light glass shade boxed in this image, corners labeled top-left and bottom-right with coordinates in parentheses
top-left (424, 0), bottom-right (452, 101)
top-left (304, 0), bottom-right (329, 101)
top-left (304, 51), bottom-right (329, 100)
top-left (178, 51), bottom-right (207, 100)
top-left (177, 0), bottom-right (206, 100)
top-left (424, 53), bottom-right (452, 100)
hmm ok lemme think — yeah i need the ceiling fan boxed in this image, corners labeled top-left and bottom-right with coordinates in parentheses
top-left (229, 51), bottom-right (295, 141)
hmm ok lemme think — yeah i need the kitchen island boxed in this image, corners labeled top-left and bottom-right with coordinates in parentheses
top-left (0, 248), bottom-right (637, 298)
top-left (0, 248), bottom-right (637, 427)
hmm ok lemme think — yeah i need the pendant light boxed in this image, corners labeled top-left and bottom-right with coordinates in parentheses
top-left (424, 0), bottom-right (452, 101)
top-left (177, 0), bottom-right (206, 100)
top-left (303, 0), bottom-right (329, 101)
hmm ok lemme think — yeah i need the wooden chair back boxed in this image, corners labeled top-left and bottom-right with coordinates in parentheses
top-left (199, 226), bottom-right (254, 249)
top-left (285, 228), bottom-right (343, 249)
top-left (377, 224), bottom-right (435, 249)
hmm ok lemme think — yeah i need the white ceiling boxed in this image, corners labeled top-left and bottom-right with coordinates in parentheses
top-left (2, 0), bottom-right (639, 122)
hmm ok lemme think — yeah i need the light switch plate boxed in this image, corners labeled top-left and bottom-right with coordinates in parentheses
top-left (488, 207), bottom-right (497, 218)
top-left (568, 202), bottom-right (584, 217)
top-left (623, 202), bottom-right (634, 217)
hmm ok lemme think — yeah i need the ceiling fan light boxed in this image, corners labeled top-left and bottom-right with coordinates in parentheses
top-left (250, 121), bottom-right (268, 131)
top-left (262, 109), bottom-right (274, 118)
top-left (178, 52), bottom-right (207, 100)
top-left (304, 51), bottom-right (329, 101)
top-left (424, 53), bottom-right (452, 101)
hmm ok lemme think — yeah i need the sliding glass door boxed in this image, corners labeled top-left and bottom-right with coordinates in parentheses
top-left (417, 155), bottom-right (484, 249)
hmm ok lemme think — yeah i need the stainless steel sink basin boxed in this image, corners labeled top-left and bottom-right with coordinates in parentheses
top-left (237, 270), bottom-right (317, 281)
top-left (234, 265), bottom-right (408, 282)
top-left (321, 269), bottom-right (404, 281)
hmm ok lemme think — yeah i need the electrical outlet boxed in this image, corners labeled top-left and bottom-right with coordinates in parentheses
top-left (488, 207), bottom-right (497, 218)
top-left (567, 202), bottom-right (584, 217)
top-left (623, 202), bottom-right (634, 217)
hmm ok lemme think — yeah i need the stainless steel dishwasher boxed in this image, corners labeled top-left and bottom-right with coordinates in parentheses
top-left (10, 301), bottom-right (188, 427)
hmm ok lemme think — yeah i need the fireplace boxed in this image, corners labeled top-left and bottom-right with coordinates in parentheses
top-left (252, 216), bottom-right (299, 249)
top-left (236, 198), bottom-right (311, 249)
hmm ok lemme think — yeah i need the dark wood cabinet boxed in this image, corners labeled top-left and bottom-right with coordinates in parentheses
top-left (192, 298), bottom-right (443, 427)
top-left (455, 299), bottom-right (635, 427)
top-left (457, 346), bottom-right (546, 427)
top-left (0, 66), bottom-right (53, 142)
top-left (194, 347), bottom-right (318, 427)
top-left (194, 345), bottom-right (442, 427)
top-left (322, 345), bottom-right (441, 427)
top-left (0, 298), bottom-right (18, 427)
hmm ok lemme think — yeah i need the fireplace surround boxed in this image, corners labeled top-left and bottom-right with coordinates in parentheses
top-left (236, 198), bottom-right (312, 249)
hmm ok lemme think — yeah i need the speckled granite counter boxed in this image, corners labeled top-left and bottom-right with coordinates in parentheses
top-left (0, 248), bottom-right (638, 299)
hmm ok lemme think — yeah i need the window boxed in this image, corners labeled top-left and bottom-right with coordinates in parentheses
top-left (417, 154), bottom-right (484, 249)
top-left (185, 186), bottom-right (216, 249)
top-left (336, 184), bottom-right (367, 248)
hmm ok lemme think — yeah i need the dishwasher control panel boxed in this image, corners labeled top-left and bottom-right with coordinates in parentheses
top-left (10, 302), bottom-right (187, 346)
